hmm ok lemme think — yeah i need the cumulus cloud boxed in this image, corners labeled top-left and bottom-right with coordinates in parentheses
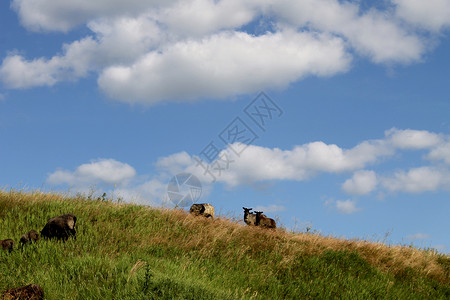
top-left (394, 0), bottom-right (450, 31)
top-left (154, 128), bottom-right (450, 195)
top-left (273, 0), bottom-right (424, 63)
top-left (157, 0), bottom-right (260, 37)
top-left (326, 199), bottom-right (361, 214)
top-left (11, 0), bottom-right (169, 32)
top-left (46, 128), bottom-right (450, 206)
top-left (336, 199), bottom-right (361, 214)
top-left (47, 158), bottom-right (136, 186)
top-left (342, 170), bottom-right (377, 195)
top-left (46, 155), bottom-right (213, 206)
top-left (386, 128), bottom-right (442, 150)
top-left (254, 204), bottom-right (286, 213)
top-left (114, 178), bottom-right (171, 206)
top-left (0, 37), bottom-right (98, 88)
top-left (428, 142), bottom-right (450, 164)
top-left (98, 30), bottom-right (350, 104)
top-left (143, 128), bottom-right (450, 191)
top-left (211, 139), bottom-right (392, 187)
top-left (381, 166), bottom-right (450, 193)
top-left (150, 136), bottom-right (392, 188)
top-left (2, 0), bottom-right (448, 103)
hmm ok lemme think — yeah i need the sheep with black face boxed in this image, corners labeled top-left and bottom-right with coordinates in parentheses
top-left (243, 207), bottom-right (267, 226)
top-left (243, 207), bottom-right (256, 225)
top-left (255, 211), bottom-right (276, 229)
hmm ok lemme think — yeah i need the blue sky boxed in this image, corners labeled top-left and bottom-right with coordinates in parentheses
top-left (1, 0), bottom-right (449, 252)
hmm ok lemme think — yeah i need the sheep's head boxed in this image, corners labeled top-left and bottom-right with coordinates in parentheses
top-left (243, 207), bottom-right (253, 213)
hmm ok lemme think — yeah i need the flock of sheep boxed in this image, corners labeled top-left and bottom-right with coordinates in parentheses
top-left (1, 204), bottom-right (275, 298)
top-left (189, 203), bottom-right (277, 229)
top-left (1, 204), bottom-right (275, 254)
top-left (0, 213), bottom-right (77, 299)
top-left (1, 213), bottom-right (77, 253)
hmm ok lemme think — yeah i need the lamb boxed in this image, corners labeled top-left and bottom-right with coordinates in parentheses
top-left (0, 239), bottom-right (14, 253)
top-left (20, 230), bottom-right (40, 245)
top-left (189, 203), bottom-right (215, 219)
top-left (255, 211), bottom-right (276, 229)
top-left (41, 213), bottom-right (77, 240)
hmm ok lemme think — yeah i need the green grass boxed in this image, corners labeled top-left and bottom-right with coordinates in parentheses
top-left (0, 189), bottom-right (449, 299)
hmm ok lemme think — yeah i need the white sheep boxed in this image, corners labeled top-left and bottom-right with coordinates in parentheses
top-left (189, 203), bottom-right (215, 219)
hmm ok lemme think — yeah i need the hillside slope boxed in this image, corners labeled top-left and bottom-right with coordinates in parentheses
top-left (0, 190), bottom-right (449, 299)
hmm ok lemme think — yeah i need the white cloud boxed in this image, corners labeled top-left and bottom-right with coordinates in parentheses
top-left (46, 155), bottom-right (215, 207)
top-left (0, 55), bottom-right (60, 88)
top-left (212, 139), bottom-right (392, 187)
top-left (45, 128), bottom-right (450, 207)
top-left (428, 142), bottom-right (450, 164)
top-left (342, 170), bottom-right (377, 195)
top-left (155, 151), bottom-right (196, 174)
top-left (128, 128), bottom-right (450, 194)
top-left (114, 178), bottom-right (170, 206)
top-left (157, 0), bottom-right (260, 37)
top-left (394, 0), bottom-right (450, 31)
top-left (0, 37), bottom-right (98, 88)
top-left (2, 0), bottom-right (448, 103)
top-left (336, 199), bottom-right (361, 214)
top-left (98, 30), bottom-right (350, 104)
top-left (11, 0), bottom-right (170, 32)
top-left (47, 158), bottom-right (136, 186)
top-left (328, 199), bottom-right (361, 214)
top-left (381, 166), bottom-right (450, 193)
top-left (273, 0), bottom-right (424, 63)
top-left (254, 204), bottom-right (286, 213)
top-left (386, 128), bottom-right (442, 150)
top-left (407, 233), bottom-right (430, 241)
top-left (147, 136), bottom-right (392, 188)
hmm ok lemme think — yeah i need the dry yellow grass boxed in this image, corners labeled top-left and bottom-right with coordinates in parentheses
top-left (147, 208), bottom-right (449, 284)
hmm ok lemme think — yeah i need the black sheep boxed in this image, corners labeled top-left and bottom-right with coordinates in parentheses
top-left (0, 239), bottom-right (14, 252)
top-left (20, 230), bottom-right (40, 245)
top-left (41, 213), bottom-right (77, 240)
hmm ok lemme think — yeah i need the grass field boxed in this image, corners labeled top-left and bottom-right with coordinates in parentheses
top-left (0, 189), bottom-right (449, 299)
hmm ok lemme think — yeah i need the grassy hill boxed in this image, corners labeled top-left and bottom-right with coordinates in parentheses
top-left (0, 189), bottom-right (449, 299)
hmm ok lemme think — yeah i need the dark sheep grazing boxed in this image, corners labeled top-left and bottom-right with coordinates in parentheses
top-left (243, 207), bottom-right (266, 226)
top-left (20, 230), bottom-right (40, 245)
top-left (1, 284), bottom-right (44, 300)
top-left (189, 203), bottom-right (215, 219)
top-left (41, 213), bottom-right (77, 240)
top-left (0, 239), bottom-right (14, 253)
top-left (255, 211), bottom-right (276, 229)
